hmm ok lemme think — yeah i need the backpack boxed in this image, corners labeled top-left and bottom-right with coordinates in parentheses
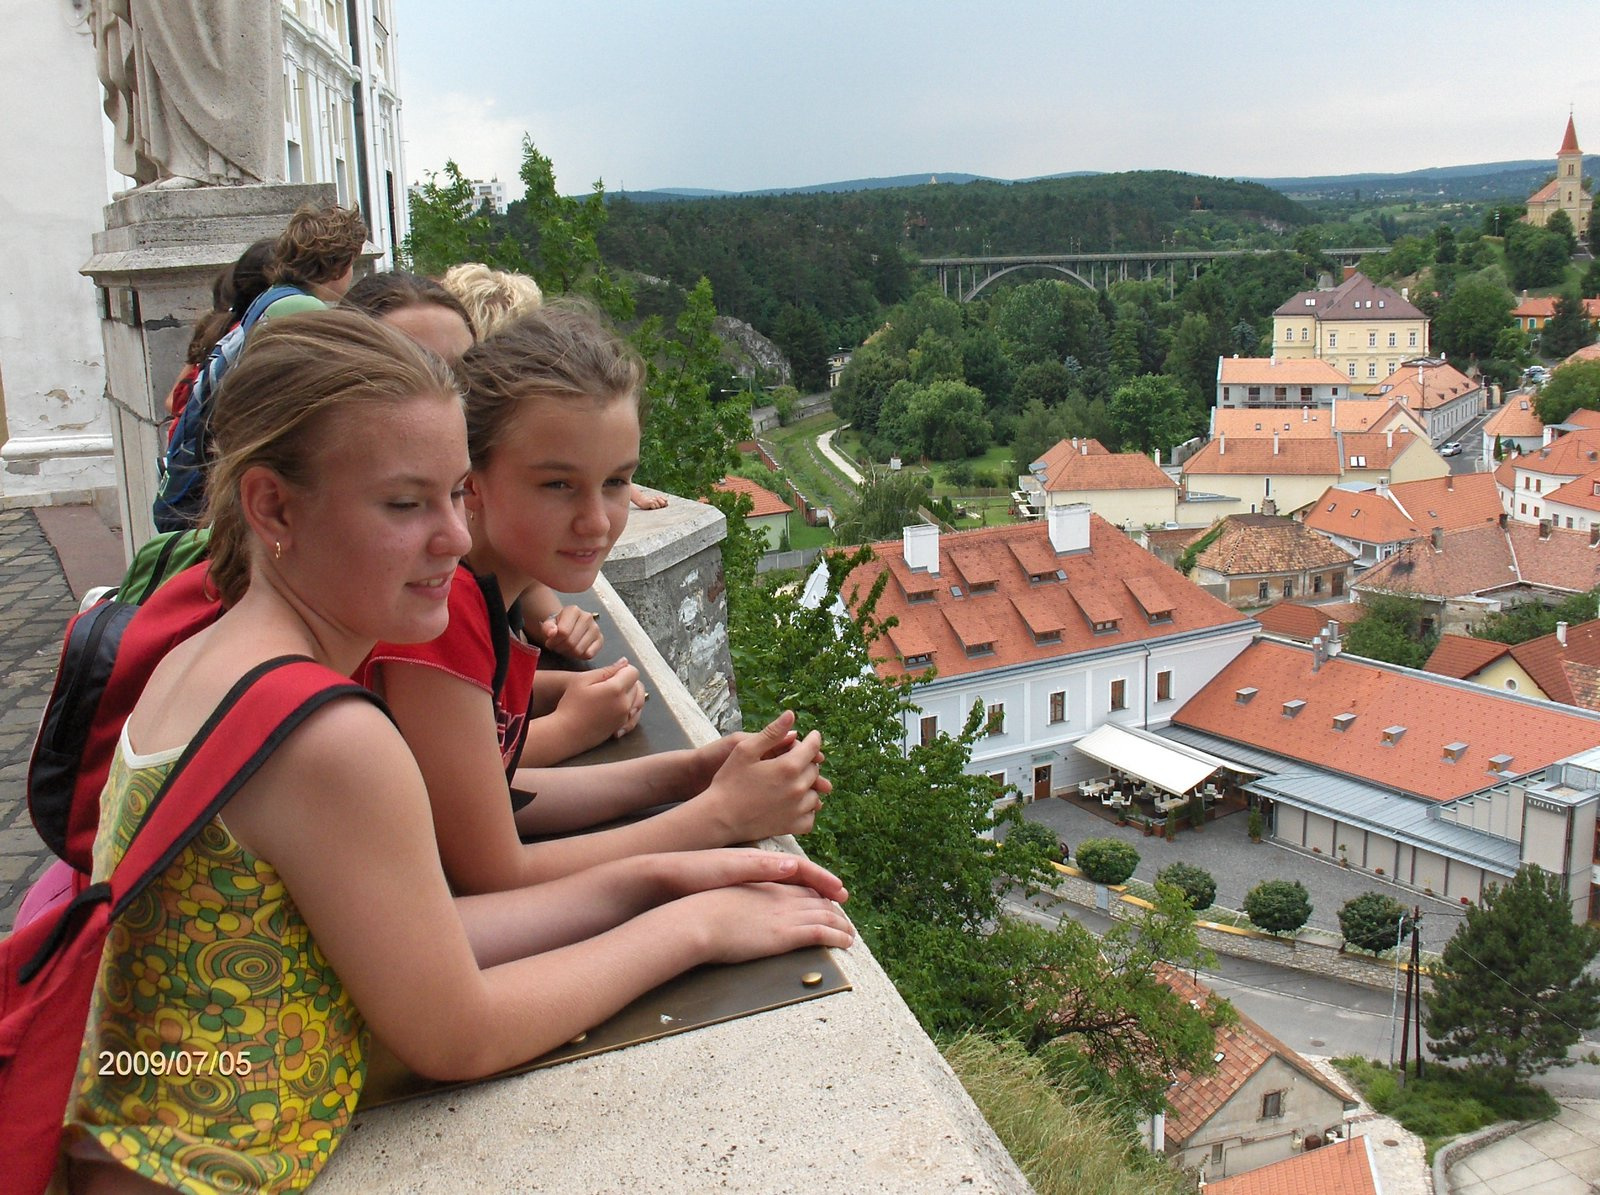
top-left (28, 563), bottom-right (224, 874)
top-left (115, 528), bottom-right (212, 606)
top-left (151, 285), bottom-right (302, 532)
top-left (0, 657), bottom-right (381, 1195)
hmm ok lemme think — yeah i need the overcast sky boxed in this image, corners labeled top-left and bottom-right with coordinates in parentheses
top-left (397, 1), bottom-right (1600, 199)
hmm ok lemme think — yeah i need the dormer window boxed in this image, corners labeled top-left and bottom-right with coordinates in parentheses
top-left (970, 580), bottom-right (997, 595)
top-left (1332, 712), bottom-right (1357, 732)
top-left (965, 641), bottom-right (995, 659)
top-left (1442, 742), bottom-right (1468, 763)
top-left (903, 652), bottom-right (933, 670)
top-left (1146, 608), bottom-right (1174, 625)
top-left (1092, 619), bottom-right (1119, 634)
top-left (907, 588), bottom-right (936, 604)
top-left (1235, 687), bottom-right (1259, 705)
top-left (1487, 752), bottom-right (1514, 773)
top-left (1033, 630), bottom-right (1061, 646)
top-left (1282, 699), bottom-right (1306, 718)
top-left (1381, 726), bottom-right (1406, 746)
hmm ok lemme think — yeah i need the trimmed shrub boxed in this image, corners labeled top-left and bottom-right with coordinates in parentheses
top-left (1006, 819), bottom-right (1062, 865)
top-left (1155, 863), bottom-right (1217, 911)
top-left (1244, 879), bottom-right (1312, 936)
top-left (1076, 838), bottom-right (1141, 886)
top-left (1338, 891), bottom-right (1410, 955)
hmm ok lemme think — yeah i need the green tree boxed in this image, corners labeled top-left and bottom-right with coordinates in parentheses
top-left (772, 304), bottom-right (830, 393)
top-left (1505, 223), bottom-right (1572, 291)
top-left (1534, 359), bottom-right (1600, 424)
top-left (1589, 196), bottom-right (1600, 258)
top-left (633, 277), bottom-right (746, 500)
top-left (908, 329), bottom-right (965, 385)
top-left (1434, 277), bottom-right (1515, 364)
top-left (1474, 588), bottom-right (1600, 645)
top-left (1011, 399), bottom-right (1068, 478)
top-left (834, 342), bottom-right (908, 437)
top-left (1163, 311), bottom-right (1225, 405)
top-left (401, 160), bottom-right (521, 277)
top-left (515, 137), bottom-right (631, 319)
top-left (1540, 290), bottom-right (1597, 360)
top-left (1426, 865), bottom-right (1600, 1083)
top-left (1075, 838), bottom-right (1140, 886)
top-left (1338, 892), bottom-right (1410, 955)
top-left (1006, 819), bottom-right (1065, 865)
top-left (1012, 360), bottom-right (1076, 410)
top-left (1107, 374), bottom-right (1196, 455)
top-left (1344, 593), bottom-right (1437, 668)
top-left (831, 465), bottom-right (931, 544)
top-left (898, 380), bottom-right (991, 460)
top-left (1155, 862), bottom-right (1216, 911)
top-left (1243, 879), bottom-right (1311, 936)
top-left (1582, 258), bottom-right (1600, 300)
top-left (1547, 210), bottom-right (1579, 257)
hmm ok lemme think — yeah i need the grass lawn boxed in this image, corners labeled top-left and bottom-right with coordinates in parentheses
top-left (786, 521), bottom-right (834, 551)
top-left (763, 413), bottom-right (853, 514)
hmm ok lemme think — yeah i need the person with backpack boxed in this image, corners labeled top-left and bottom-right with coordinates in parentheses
top-left (45, 311), bottom-right (850, 1193)
top-left (152, 206), bottom-right (367, 532)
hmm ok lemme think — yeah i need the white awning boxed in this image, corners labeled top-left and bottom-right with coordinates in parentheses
top-left (1072, 724), bottom-right (1218, 797)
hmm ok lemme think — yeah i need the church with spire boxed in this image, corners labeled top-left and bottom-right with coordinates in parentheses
top-left (1523, 114), bottom-right (1591, 238)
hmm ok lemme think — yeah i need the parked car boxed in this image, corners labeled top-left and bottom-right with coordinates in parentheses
top-left (1439, 441), bottom-right (1463, 457)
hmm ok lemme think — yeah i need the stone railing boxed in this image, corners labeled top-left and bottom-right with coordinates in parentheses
top-left (316, 517), bottom-right (1030, 1193)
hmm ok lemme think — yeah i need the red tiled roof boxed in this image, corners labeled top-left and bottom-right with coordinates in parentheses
top-left (1255, 601), bottom-right (1362, 641)
top-left (1546, 468), bottom-right (1600, 512)
top-left (1212, 408), bottom-right (1335, 440)
top-left (1560, 115), bottom-right (1582, 156)
top-left (1528, 179), bottom-right (1561, 204)
top-left (1174, 639), bottom-right (1600, 800)
top-left (1304, 473), bottom-right (1504, 546)
top-left (1207, 1138), bottom-right (1379, 1195)
top-left (1183, 437), bottom-right (1342, 477)
top-left (1357, 522), bottom-right (1600, 600)
top-left (710, 474), bottom-right (792, 518)
top-left (1030, 437), bottom-right (1175, 493)
top-left (1508, 618), bottom-right (1600, 708)
top-left (1484, 398), bottom-right (1545, 439)
top-left (1333, 399), bottom-right (1423, 434)
top-left (1423, 634), bottom-right (1511, 679)
top-left (1338, 430), bottom-right (1425, 471)
top-left (1273, 273), bottom-right (1424, 321)
top-left (1563, 347), bottom-right (1600, 370)
top-left (1566, 404), bottom-right (1600, 425)
top-left (1217, 357), bottom-right (1349, 386)
top-left (843, 517), bottom-right (1250, 681)
top-left (1160, 968), bottom-right (1354, 1148)
top-left (1511, 296), bottom-right (1600, 322)
top-left (1196, 515), bottom-right (1355, 576)
top-left (1371, 361), bottom-right (1481, 413)
top-left (1511, 427), bottom-right (1600, 479)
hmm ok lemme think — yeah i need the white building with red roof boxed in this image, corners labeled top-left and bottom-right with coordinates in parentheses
top-left (1483, 394), bottom-right (1548, 458)
top-left (1167, 638), bottom-right (1600, 916)
top-left (1495, 425), bottom-right (1600, 531)
top-left (1018, 437), bottom-right (1179, 530)
top-left (839, 506), bottom-right (1257, 800)
top-left (1367, 358), bottom-right (1485, 443)
top-left (709, 474), bottom-right (793, 549)
top-left (1214, 357), bottom-right (1350, 410)
top-left (1271, 272), bottom-right (1429, 393)
top-left (1205, 1137), bottom-right (1382, 1195)
top-left (1302, 472), bottom-right (1504, 567)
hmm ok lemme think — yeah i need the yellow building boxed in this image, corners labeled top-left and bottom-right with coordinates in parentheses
top-left (1272, 271), bottom-right (1430, 394)
top-left (1523, 115), bottom-right (1591, 239)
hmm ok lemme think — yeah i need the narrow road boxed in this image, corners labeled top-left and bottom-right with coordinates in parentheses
top-left (817, 425), bottom-right (863, 484)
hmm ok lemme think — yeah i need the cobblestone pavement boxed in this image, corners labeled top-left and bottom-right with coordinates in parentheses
top-left (0, 508), bottom-right (85, 934)
top-left (1021, 793), bottom-right (1477, 946)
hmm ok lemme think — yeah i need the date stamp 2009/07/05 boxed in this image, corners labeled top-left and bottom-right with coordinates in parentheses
top-left (97, 1049), bottom-right (254, 1078)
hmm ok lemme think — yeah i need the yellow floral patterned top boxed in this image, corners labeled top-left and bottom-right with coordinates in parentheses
top-left (64, 728), bottom-right (367, 1193)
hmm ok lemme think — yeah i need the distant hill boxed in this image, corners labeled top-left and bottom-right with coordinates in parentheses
top-left (610, 157), bottom-right (1597, 206)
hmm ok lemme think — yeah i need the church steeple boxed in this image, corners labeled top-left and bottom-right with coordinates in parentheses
top-left (1558, 114), bottom-right (1581, 157)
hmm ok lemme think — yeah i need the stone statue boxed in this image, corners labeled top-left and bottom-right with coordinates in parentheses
top-left (92, 0), bottom-right (281, 188)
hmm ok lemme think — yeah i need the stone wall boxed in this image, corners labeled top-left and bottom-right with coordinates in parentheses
top-left (601, 492), bottom-right (742, 732)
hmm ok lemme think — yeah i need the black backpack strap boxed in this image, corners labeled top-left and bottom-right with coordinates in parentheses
top-left (471, 571), bottom-right (513, 700)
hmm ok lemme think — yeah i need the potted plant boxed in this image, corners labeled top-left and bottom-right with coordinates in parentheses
top-left (1164, 815), bottom-right (1179, 842)
top-left (1247, 808), bottom-right (1264, 843)
top-left (1338, 844), bottom-right (1350, 869)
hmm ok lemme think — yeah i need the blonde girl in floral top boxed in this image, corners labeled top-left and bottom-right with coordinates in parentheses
top-left (63, 311), bottom-right (852, 1194)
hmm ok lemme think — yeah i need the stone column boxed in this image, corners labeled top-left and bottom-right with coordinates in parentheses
top-left (600, 494), bottom-right (742, 733)
top-left (0, 1), bottom-right (115, 509)
top-left (80, 182), bottom-right (336, 553)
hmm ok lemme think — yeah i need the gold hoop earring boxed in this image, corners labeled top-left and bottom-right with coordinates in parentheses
top-left (274, 541), bottom-right (284, 561)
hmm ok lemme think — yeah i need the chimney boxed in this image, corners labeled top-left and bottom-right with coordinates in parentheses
top-left (1376, 477), bottom-right (1388, 498)
top-left (1312, 635), bottom-right (1325, 671)
top-left (1152, 448), bottom-right (1161, 467)
top-left (1540, 519), bottom-right (1552, 540)
top-left (1343, 265), bottom-right (1357, 282)
top-left (1498, 512), bottom-right (1508, 529)
top-left (1273, 432), bottom-right (1280, 456)
top-left (1402, 286), bottom-right (1409, 300)
top-left (1219, 433), bottom-right (1226, 456)
top-left (1590, 525), bottom-right (1600, 547)
top-left (902, 523), bottom-right (941, 575)
top-left (1544, 426), bottom-right (1556, 447)
top-left (1387, 428), bottom-right (1394, 449)
top-left (1446, 474), bottom-right (1454, 492)
top-left (1048, 503), bottom-right (1091, 554)
top-left (1325, 620), bottom-right (1343, 656)
top-left (1558, 621), bottom-right (1569, 647)
top-left (1431, 527), bottom-right (1443, 550)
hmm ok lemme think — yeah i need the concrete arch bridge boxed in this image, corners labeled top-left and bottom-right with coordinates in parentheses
top-left (921, 247), bottom-right (1384, 301)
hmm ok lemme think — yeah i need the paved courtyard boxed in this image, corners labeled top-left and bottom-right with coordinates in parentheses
top-left (1020, 790), bottom-right (1477, 943)
top-left (1448, 1100), bottom-right (1600, 1194)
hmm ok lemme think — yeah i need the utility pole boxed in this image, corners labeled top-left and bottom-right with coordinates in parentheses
top-left (1398, 907), bottom-right (1424, 1082)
